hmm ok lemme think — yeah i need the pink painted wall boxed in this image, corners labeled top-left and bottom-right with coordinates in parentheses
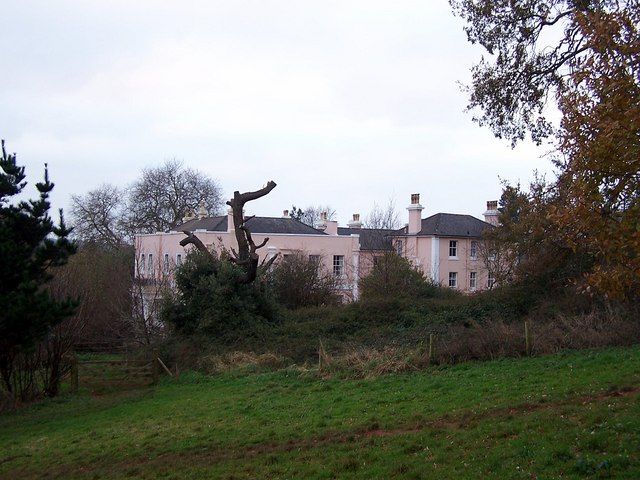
top-left (135, 229), bottom-right (361, 299)
top-left (393, 230), bottom-right (491, 292)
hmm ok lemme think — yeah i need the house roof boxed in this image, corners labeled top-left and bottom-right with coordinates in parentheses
top-left (396, 213), bottom-right (493, 238)
top-left (173, 216), bottom-right (327, 235)
top-left (337, 227), bottom-right (395, 251)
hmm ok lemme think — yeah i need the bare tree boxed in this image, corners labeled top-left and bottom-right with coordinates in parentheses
top-left (70, 160), bottom-right (225, 246)
top-left (291, 205), bottom-right (336, 228)
top-left (71, 184), bottom-right (129, 247)
top-left (127, 160), bottom-right (224, 234)
top-left (364, 198), bottom-right (401, 230)
top-left (477, 238), bottom-right (515, 290)
top-left (181, 181), bottom-right (279, 285)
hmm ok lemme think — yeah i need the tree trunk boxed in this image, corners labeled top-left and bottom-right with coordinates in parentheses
top-left (180, 181), bottom-right (280, 284)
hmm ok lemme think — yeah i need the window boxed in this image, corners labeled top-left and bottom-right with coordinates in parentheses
top-left (449, 240), bottom-right (458, 258)
top-left (333, 255), bottom-right (344, 277)
top-left (163, 254), bottom-right (170, 274)
top-left (488, 273), bottom-right (495, 289)
top-left (373, 256), bottom-right (380, 267)
top-left (396, 240), bottom-right (403, 256)
top-left (309, 254), bottom-right (320, 265)
top-left (176, 254), bottom-right (182, 267)
top-left (469, 271), bottom-right (477, 290)
top-left (139, 254), bottom-right (146, 274)
top-left (470, 241), bottom-right (478, 259)
top-left (448, 272), bottom-right (457, 288)
top-left (147, 254), bottom-right (153, 276)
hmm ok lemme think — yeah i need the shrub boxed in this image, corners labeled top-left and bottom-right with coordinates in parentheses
top-left (161, 251), bottom-right (279, 339)
top-left (359, 253), bottom-right (445, 302)
top-left (268, 251), bottom-right (341, 309)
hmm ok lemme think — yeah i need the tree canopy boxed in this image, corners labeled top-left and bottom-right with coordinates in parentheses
top-left (453, 0), bottom-right (640, 301)
top-left (71, 160), bottom-right (224, 246)
top-left (450, 0), bottom-right (639, 145)
top-left (0, 140), bottom-right (76, 394)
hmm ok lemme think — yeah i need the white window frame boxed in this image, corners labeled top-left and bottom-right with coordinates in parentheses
top-left (147, 253), bottom-right (153, 276)
top-left (396, 240), bottom-right (403, 256)
top-left (488, 273), bottom-right (495, 289)
top-left (163, 253), bottom-right (170, 274)
top-left (449, 240), bottom-right (458, 259)
top-left (176, 253), bottom-right (182, 267)
top-left (469, 271), bottom-right (477, 290)
top-left (333, 255), bottom-right (345, 277)
top-left (470, 241), bottom-right (478, 259)
top-left (448, 271), bottom-right (457, 288)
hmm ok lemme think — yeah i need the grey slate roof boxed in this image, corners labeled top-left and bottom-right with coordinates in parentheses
top-left (337, 227), bottom-right (395, 251)
top-left (173, 216), bottom-right (327, 235)
top-left (395, 213), bottom-right (493, 238)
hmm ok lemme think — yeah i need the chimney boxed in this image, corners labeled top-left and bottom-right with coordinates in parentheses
top-left (282, 209), bottom-right (290, 218)
top-left (320, 211), bottom-right (338, 235)
top-left (227, 207), bottom-right (234, 232)
top-left (407, 193), bottom-right (424, 234)
top-left (196, 199), bottom-right (208, 220)
top-left (347, 213), bottom-right (362, 229)
top-left (182, 209), bottom-right (196, 223)
top-left (483, 200), bottom-right (499, 226)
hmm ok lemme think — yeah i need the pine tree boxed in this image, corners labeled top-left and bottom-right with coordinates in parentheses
top-left (0, 140), bottom-right (77, 394)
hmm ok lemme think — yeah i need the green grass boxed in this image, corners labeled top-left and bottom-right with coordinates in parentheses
top-left (1, 346), bottom-right (639, 479)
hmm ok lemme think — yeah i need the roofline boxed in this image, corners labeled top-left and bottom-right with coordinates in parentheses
top-left (134, 231), bottom-right (350, 239)
top-left (390, 232), bottom-right (485, 238)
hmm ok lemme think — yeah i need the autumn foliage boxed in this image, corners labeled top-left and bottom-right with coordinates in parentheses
top-left (453, 1), bottom-right (640, 303)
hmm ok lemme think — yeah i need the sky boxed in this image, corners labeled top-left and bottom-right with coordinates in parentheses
top-left (1, 0), bottom-right (555, 226)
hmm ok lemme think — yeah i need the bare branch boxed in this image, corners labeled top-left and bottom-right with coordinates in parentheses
top-left (179, 231), bottom-right (216, 263)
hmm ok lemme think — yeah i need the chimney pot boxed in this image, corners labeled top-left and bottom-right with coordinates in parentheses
top-left (484, 200), bottom-right (499, 226)
top-left (283, 209), bottom-right (289, 218)
top-left (197, 199), bottom-right (208, 220)
top-left (407, 193), bottom-right (424, 234)
top-left (347, 213), bottom-right (362, 229)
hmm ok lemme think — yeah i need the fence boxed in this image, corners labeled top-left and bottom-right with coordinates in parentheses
top-left (67, 348), bottom-right (175, 394)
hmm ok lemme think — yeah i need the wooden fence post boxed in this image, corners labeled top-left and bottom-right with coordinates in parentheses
top-left (525, 320), bottom-right (532, 356)
top-left (151, 348), bottom-right (159, 385)
top-left (428, 333), bottom-right (435, 364)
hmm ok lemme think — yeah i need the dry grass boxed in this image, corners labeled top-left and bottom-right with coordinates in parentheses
top-left (319, 312), bottom-right (640, 379)
top-left (319, 346), bottom-right (422, 379)
top-left (180, 312), bottom-right (639, 379)
top-left (197, 351), bottom-right (290, 375)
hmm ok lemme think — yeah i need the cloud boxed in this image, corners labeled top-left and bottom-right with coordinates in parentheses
top-left (0, 0), bottom-right (553, 224)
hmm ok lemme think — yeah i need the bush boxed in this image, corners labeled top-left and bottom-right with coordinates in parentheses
top-left (161, 251), bottom-right (279, 340)
top-left (360, 253), bottom-right (446, 302)
top-left (268, 251), bottom-right (340, 309)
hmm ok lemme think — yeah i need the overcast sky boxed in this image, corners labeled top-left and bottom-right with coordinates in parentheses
top-left (2, 0), bottom-right (554, 226)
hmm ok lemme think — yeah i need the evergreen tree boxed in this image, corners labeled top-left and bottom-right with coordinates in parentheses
top-left (0, 140), bottom-right (76, 394)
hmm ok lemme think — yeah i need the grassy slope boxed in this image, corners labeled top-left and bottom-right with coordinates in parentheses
top-left (1, 346), bottom-right (639, 479)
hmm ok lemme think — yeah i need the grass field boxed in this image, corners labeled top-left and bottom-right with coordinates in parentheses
top-left (1, 346), bottom-right (639, 479)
